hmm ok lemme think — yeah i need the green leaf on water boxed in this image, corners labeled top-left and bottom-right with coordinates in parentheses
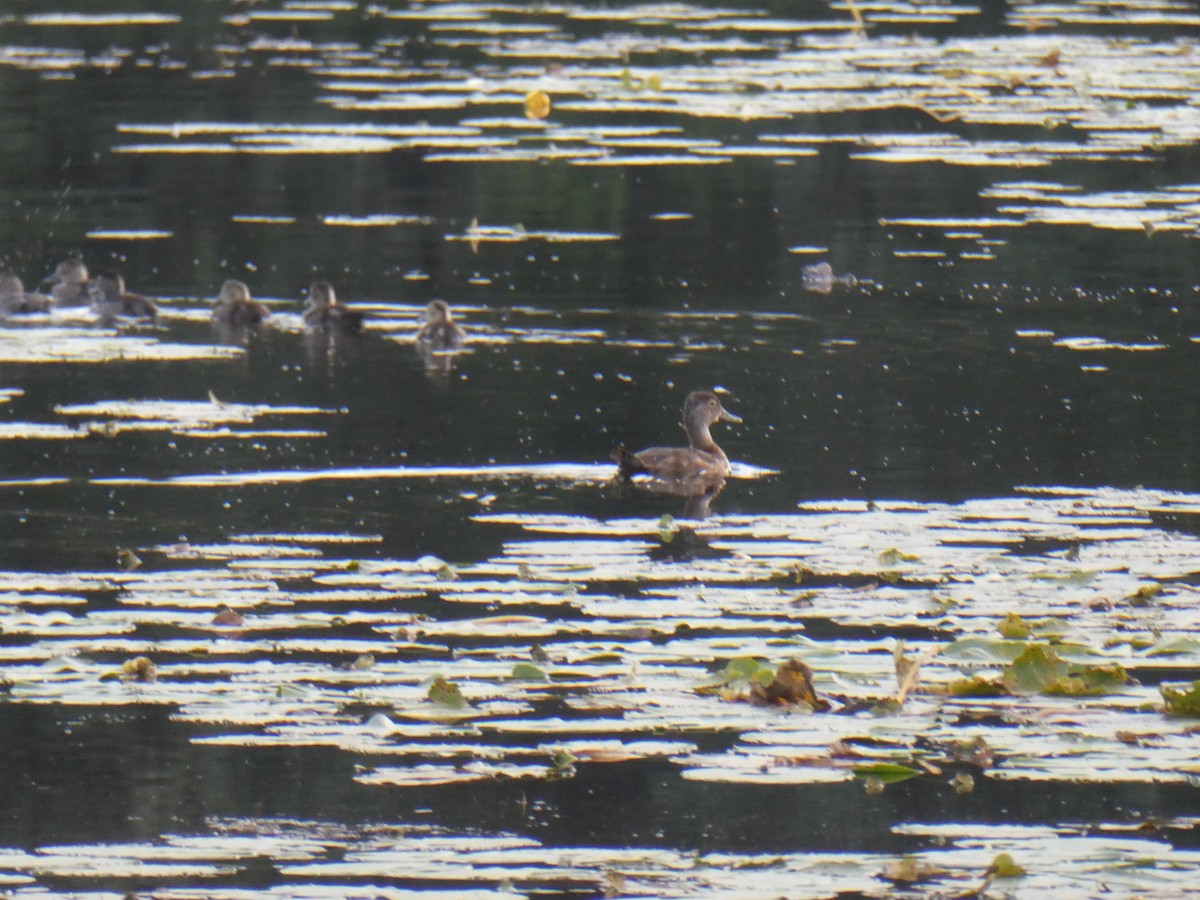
top-left (946, 675), bottom-right (1007, 696)
top-left (1003, 644), bottom-right (1129, 696)
top-left (997, 611), bottom-right (1031, 639)
top-left (878, 547), bottom-right (919, 565)
top-left (696, 657), bottom-right (775, 694)
top-left (852, 763), bottom-right (919, 784)
top-left (427, 674), bottom-right (469, 709)
top-left (1161, 680), bottom-right (1200, 716)
top-left (987, 852), bottom-right (1026, 878)
top-left (940, 637), bottom-right (1029, 662)
top-left (510, 662), bottom-right (548, 681)
top-left (723, 656), bottom-right (774, 684)
top-left (657, 514), bottom-right (678, 542)
top-left (1003, 644), bottom-right (1067, 693)
top-left (1145, 637), bottom-right (1200, 657)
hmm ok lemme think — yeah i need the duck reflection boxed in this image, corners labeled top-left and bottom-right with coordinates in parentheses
top-left (416, 299), bottom-right (467, 386)
top-left (646, 481), bottom-right (729, 560)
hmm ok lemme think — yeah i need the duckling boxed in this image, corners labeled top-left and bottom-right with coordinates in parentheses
top-left (43, 257), bottom-right (92, 307)
top-left (211, 279), bottom-right (270, 327)
top-left (91, 272), bottom-right (158, 320)
top-left (0, 271), bottom-right (53, 314)
top-left (416, 299), bottom-right (466, 350)
top-left (303, 280), bottom-right (364, 332)
top-left (612, 390), bottom-right (742, 480)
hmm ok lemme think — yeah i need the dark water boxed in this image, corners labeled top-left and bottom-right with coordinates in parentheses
top-left (3, 0), bottom-right (1200, 896)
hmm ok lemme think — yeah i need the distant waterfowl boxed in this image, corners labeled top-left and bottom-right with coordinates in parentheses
top-left (612, 390), bottom-right (742, 480)
top-left (211, 279), bottom-right (270, 327)
top-left (416, 299), bottom-right (466, 350)
top-left (44, 257), bottom-right (92, 307)
top-left (0, 271), bottom-right (53, 314)
top-left (303, 280), bottom-right (364, 332)
top-left (91, 272), bottom-right (158, 319)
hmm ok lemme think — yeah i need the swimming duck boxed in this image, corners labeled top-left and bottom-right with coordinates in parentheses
top-left (212, 279), bottom-right (270, 327)
top-left (0, 271), bottom-right (53, 314)
top-left (91, 272), bottom-right (158, 319)
top-left (44, 257), bottom-right (92, 307)
top-left (612, 390), bottom-right (742, 480)
top-left (416, 299), bottom-right (466, 350)
top-left (303, 280), bottom-right (364, 332)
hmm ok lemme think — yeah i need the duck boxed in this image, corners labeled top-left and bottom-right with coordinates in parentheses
top-left (211, 279), bottom-right (270, 327)
top-left (43, 257), bottom-right (92, 307)
top-left (303, 280), bottom-right (364, 332)
top-left (416, 299), bottom-right (466, 350)
top-left (612, 390), bottom-right (742, 480)
top-left (91, 272), bottom-right (158, 319)
top-left (0, 271), bottom-right (53, 314)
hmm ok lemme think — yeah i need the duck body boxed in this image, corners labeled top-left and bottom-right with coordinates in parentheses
top-left (303, 280), bottom-right (364, 332)
top-left (613, 390), bottom-right (742, 480)
top-left (212, 279), bottom-right (270, 327)
top-left (0, 271), bottom-right (53, 314)
top-left (44, 257), bottom-right (92, 307)
top-left (416, 299), bottom-right (466, 350)
top-left (91, 272), bottom-right (158, 319)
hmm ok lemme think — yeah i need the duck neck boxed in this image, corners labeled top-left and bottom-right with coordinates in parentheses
top-left (685, 421), bottom-right (726, 461)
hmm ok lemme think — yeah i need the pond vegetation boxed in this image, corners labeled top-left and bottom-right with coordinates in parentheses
top-left (2, 0), bottom-right (1200, 896)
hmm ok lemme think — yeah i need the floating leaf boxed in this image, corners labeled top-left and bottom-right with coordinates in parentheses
top-left (946, 675), bottom-right (1006, 697)
top-left (853, 763), bottom-right (919, 785)
top-left (427, 675), bottom-right (469, 709)
top-left (881, 856), bottom-right (946, 883)
top-left (987, 852), bottom-right (1027, 878)
top-left (1003, 644), bottom-right (1128, 696)
top-left (510, 663), bottom-right (548, 681)
top-left (1161, 680), bottom-right (1200, 717)
top-left (524, 90), bottom-right (551, 120)
top-left (997, 611), bottom-right (1031, 639)
top-left (1146, 637), bottom-right (1200, 657)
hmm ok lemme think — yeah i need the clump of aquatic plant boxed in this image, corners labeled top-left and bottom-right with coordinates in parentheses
top-left (696, 657), bottom-right (830, 710)
top-left (1160, 680), bottom-right (1200, 717)
top-left (121, 656), bottom-right (157, 683)
top-left (880, 855), bottom-right (946, 884)
top-left (426, 675), bottom-right (469, 709)
top-left (748, 659), bottom-right (830, 710)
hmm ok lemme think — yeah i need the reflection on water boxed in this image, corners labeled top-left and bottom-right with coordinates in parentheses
top-left (3, 0), bottom-right (1200, 894)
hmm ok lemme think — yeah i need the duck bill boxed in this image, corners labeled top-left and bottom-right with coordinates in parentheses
top-left (720, 408), bottom-right (743, 425)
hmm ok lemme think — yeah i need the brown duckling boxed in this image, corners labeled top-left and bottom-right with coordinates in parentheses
top-left (303, 280), bottom-right (364, 332)
top-left (212, 279), bottom-right (270, 327)
top-left (43, 257), bottom-right (92, 307)
top-left (91, 272), bottom-right (158, 319)
top-left (612, 390), bottom-right (742, 480)
top-left (0, 271), bottom-right (53, 314)
top-left (416, 299), bottom-right (466, 350)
